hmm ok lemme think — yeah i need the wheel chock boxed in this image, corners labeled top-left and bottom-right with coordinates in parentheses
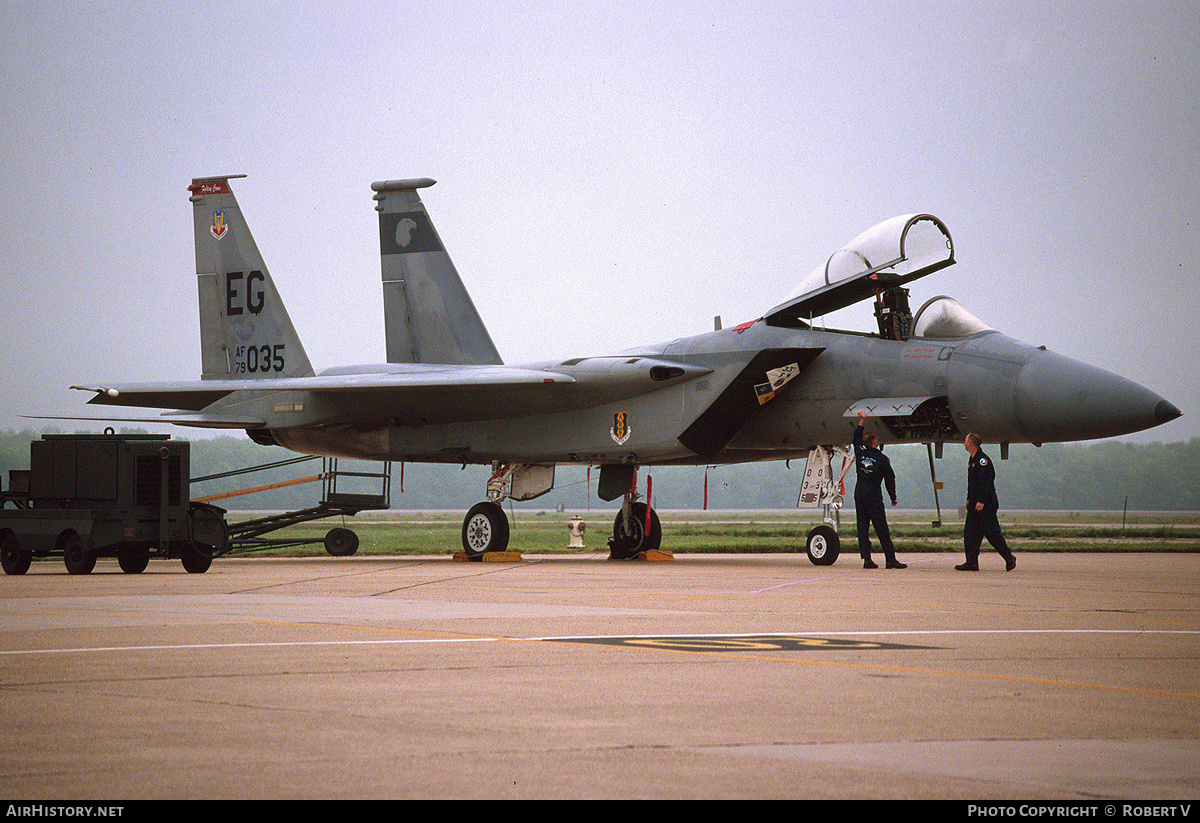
top-left (607, 549), bottom-right (675, 561)
top-left (453, 551), bottom-right (523, 562)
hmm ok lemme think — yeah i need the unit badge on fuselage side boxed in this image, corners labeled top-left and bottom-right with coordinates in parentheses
top-left (611, 411), bottom-right (632, 445)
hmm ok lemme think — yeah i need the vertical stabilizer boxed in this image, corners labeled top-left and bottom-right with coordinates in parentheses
top-left (189, 176), bottom-right (314, 379)
top-left (371, 178), bottom-right (503, 365)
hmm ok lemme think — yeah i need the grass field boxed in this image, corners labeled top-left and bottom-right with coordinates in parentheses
top-left (225, 509), bottom-right (1200, 557)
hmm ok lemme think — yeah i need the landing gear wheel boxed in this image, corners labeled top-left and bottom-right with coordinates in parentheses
top-left (609, 503), bottom-right (661, 560)
top-left (805, 524), bottom-right (840, 566)
top-left (1, 533), bottom-right (31, 575)
top-left (324, 527), bottom-right (359, 557)
top-left (61, 532), bottom-right (95, 575)
top-left (118, 547), bottom-right (150, 574)
top-left (462, 501), bottom-right (509, 558)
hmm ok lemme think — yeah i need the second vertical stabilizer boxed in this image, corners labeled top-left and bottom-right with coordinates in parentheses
top-left (372, 178), bottom-right (503, 365)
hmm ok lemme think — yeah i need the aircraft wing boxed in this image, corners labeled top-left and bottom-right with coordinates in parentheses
top-left (764, 214), bottom-right (954, 325)
top-left (72, 359), bottom-right (713, 426)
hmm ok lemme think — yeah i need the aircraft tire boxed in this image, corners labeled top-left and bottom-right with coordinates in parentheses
top-left (609, 503), bottom-right (661, 560)
top-left (324, 527), bottom-right (359, 557)
top-left (462, 501), bottom-right (509, 558)
top-left (805, 525), bottom-right (840, 566)
top-left (1, 532), bottom-right (31, 575)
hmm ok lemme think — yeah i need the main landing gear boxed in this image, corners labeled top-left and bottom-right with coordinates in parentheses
top-left (460, 464), bottom-right (553, 559)
top-left (602, 465), bottom-right (660, 560)
top-left (609, 500), bottom-right (661, 560)
top-left (804, 523), bottom-right (840, 566)
top-left (461, 500), bottom-right (510, 558)
top-left (459, 463), bottom-right (662, 560)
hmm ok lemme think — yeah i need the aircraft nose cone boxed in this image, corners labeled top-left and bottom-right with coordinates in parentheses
top-left (1015, 349), bottom-right (1179, 442)
top-left (1156, 399), bottom-right (1183, 426)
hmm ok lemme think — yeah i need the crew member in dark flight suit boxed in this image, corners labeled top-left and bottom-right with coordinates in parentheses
top-left (957, 432), bottom-right (1017, 571)
top-left (852, 410), bottom-right (905, 569)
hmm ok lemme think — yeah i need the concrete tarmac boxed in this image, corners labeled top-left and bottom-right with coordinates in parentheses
top-left (1, 551), bottom-right (1197, 799)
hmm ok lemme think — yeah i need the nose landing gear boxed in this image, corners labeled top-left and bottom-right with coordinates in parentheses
top-left (797, 444), bottom-right (852, 566)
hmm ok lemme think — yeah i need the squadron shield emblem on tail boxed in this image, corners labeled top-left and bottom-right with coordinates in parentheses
top-left (210, 209), bottom-right (228, 240)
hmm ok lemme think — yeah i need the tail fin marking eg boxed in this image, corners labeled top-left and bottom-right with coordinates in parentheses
top-left (189, 175), bottom-right (314, 380)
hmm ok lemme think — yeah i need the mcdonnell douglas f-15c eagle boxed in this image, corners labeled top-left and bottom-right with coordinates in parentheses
top-left (73, 175), bottom-right (1181, 562)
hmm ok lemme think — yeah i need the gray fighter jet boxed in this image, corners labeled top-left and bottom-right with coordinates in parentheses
top-left (73, 176), bottom-right (1181, 561)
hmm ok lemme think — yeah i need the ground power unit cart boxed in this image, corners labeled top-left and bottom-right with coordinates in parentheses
top-left (0, 434), bottom-right (225, 574)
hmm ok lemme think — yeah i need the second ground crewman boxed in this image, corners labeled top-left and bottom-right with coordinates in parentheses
top-left (852, 410), bottom-right (906, 569)
top-left (957, 432), bottom-right (1017, 572)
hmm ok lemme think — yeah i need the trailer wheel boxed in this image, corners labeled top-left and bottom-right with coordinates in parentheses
top-left (324, 527), bottom-right (359, 557)
top-left (61, 532), bottom-right (95, 575)
top-left (180, 543), bottom-right (213, 574)
top-left (1, 532), bottom-right (31, 576)
top-left (118, 547), bottom-right (150, 574)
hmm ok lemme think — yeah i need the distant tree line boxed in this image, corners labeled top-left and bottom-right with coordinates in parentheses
top-left (2, 427), bottom-right (1196, 512)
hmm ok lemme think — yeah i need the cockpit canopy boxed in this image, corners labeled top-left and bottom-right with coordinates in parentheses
top-left (765, 213), bottom-right (955, 326)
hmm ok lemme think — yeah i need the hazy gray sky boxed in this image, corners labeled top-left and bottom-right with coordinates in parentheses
top-left (1, 0), bottom-right (1195, 445)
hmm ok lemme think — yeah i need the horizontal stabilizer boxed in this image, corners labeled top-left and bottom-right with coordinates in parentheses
top-left (71, 385), bottom-right (234, 411)
top-left (23, 413), bottom-right (266, 428)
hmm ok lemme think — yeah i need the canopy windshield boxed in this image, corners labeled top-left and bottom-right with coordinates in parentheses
top-left (912, 295), bottom-right (993, 339)
top-left (765, 214), bottom-right (954, 326)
